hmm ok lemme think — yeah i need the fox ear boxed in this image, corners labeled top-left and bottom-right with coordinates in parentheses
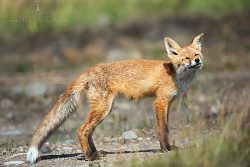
top-left (164, 37), bottom-right (181, 58)
top-left (191, 33), bottom-right (204, 50)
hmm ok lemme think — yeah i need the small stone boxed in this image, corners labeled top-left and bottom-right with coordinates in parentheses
top-left (122, 130), bottom-right (138, 140)
top-left (76, 149), bottom-right (82, 153)
top-left (2, 149), bottom-right (7, 154)
top-left (110, 137), bottom-right (118, 143)
top-left (25, 83), bottom-right (48, 97)
top-left (6, 112), bottom-right (14, 119)
top-left (0, 130), bottom-right (21, 136)
top-left (40, 146), bottom-right (51, 153)
top-left (121, 145), bottom-right (128, 150)
top-left (56, 147), bottom-right (61, 151)
top-left (17, 147), bottom-right (24, 152)
top-left (12, 83), bottom-right (49, 97)
top-left (146, 137), bottom-right (151, 141)
top-left (62, 146), bottom-right (73, 151)
top-left (76, 154), bottom-right (84, 160)
top-left (103, 137), bottom-right (110, 143)
top-left (137, 137), bottom-right (143, 141)
top-left (4, 160), bottom-right (25, 166)
top-left (118, 137), bottom-right (125, 144)
top-left (11, 148), bottom-right (17, 152)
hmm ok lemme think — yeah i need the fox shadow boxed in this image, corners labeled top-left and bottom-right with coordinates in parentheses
top-left (40, 149), bottom-right (163, 161)
top-left (39, 144), bottom-right (181, 161)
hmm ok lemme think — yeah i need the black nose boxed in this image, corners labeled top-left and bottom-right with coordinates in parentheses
top-left (195, 58), bottom-right (200, 63)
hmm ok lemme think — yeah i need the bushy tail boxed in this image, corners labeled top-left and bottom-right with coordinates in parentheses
top-left (27, 76), bottom-right (86, 163)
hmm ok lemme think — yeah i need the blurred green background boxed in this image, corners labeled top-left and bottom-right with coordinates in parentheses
top-left (0, 0), bottom-right (250, 38)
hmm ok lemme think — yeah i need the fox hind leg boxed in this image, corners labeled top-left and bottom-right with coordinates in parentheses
top-left (77, 91), bottom-right (114, 160)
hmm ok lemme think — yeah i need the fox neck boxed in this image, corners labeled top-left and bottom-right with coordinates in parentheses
top-left (175, 68), bottom-right (197, 93)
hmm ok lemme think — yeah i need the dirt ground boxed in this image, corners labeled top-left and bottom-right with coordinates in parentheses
top-left (0, 13), bottom-right (250, 166)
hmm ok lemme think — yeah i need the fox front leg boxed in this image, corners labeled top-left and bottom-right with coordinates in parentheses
top-left (154, 97), bottom-right (172, 152)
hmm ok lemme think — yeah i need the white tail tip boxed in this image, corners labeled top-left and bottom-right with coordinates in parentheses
top-left (26, 146), bottom-right (39, 163)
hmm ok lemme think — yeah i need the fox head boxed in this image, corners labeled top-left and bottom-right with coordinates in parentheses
top-left (164, 33), bottom-right (204, 76)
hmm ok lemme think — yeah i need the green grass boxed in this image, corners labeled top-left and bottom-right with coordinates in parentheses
top-left (0, 0), bottom-right (250, 39)
top-left (143, 136), bottom-right (249, 167)
top-left (143, 128), bottom-right (249, 167)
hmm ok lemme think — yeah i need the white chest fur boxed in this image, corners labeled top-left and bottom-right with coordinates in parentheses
top-left (175, 71), bottom-right (196, 93)
top-left (171, 89), bottom-right (178, 98)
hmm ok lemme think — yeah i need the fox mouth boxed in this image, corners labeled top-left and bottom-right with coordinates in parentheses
top-left (188, 63), bottom-right (201, 69)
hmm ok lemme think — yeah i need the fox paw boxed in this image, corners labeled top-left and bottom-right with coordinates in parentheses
top-left (84, 150), bottom-right (106, 161)
top-left (160, 145), bottom-right (179, 152)
top-left (26, 146), bottom-right (39, 163)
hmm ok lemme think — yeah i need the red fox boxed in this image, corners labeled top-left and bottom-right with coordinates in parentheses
top-left (27, 33), bottom-right (204, 163)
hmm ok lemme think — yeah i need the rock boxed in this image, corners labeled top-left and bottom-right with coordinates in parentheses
top-left (6, 112), bottom-right (14, 119)
top-left (62, 146), bottom-right (73, 151)
top-left (40, 146), bottom-right (51, 153)
top-left (76, 154), bottom-right (84, 160)
top-left (25, 83), bottom-right (48, 97)
top-left (137, 137), bottom-right (143, 141)
top-left (1, 149), bottom-right (7, 154)
top-left (122, 130), bottom-right (137, 140)
top-left (133, 129), bottom-right (144, 137)
top-left (12, 85), bottom-right (24, 95)
top-left (17, 147), bottom-right (24, 152)
top-left (12, 82), bottom-right (48, 97)
top-left (110, 137), bottom-right (118, 143)
top-left (103, 137), bottom-right (110, 143)
top-left (121, 145), bottom-right (128, 150)
top-left (118, 137), bottom-right (125, 144)
top-left (3, 160), bottom-right (25, 166)
top-left (0, 130), bottom-right (21, 136)
top-left (76, 149), bottom-right (82, 153)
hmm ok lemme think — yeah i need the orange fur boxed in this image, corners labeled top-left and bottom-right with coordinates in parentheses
top-left (27, 33), bottom-right (204, 163)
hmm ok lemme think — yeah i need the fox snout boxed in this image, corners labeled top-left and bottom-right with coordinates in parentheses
top-left (194, 58), bottom-right (200, 63)
top-left (189, 58), bottom-right (202, 69)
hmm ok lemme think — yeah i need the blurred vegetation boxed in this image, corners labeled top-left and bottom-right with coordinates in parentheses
top-left (142, 134), bottom-right (249, 167)
top-left (0, 0), bottom-right (250, 39)
top-left (117, 107), bottom-right (250, 167)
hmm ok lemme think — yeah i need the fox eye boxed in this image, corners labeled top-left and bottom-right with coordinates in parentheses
top-left (186, 57), bottom-right (189, 59)
top-left (171, 51), bottom-right (178, 55)
top-left (195, 53), bottom-right (199, 56)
